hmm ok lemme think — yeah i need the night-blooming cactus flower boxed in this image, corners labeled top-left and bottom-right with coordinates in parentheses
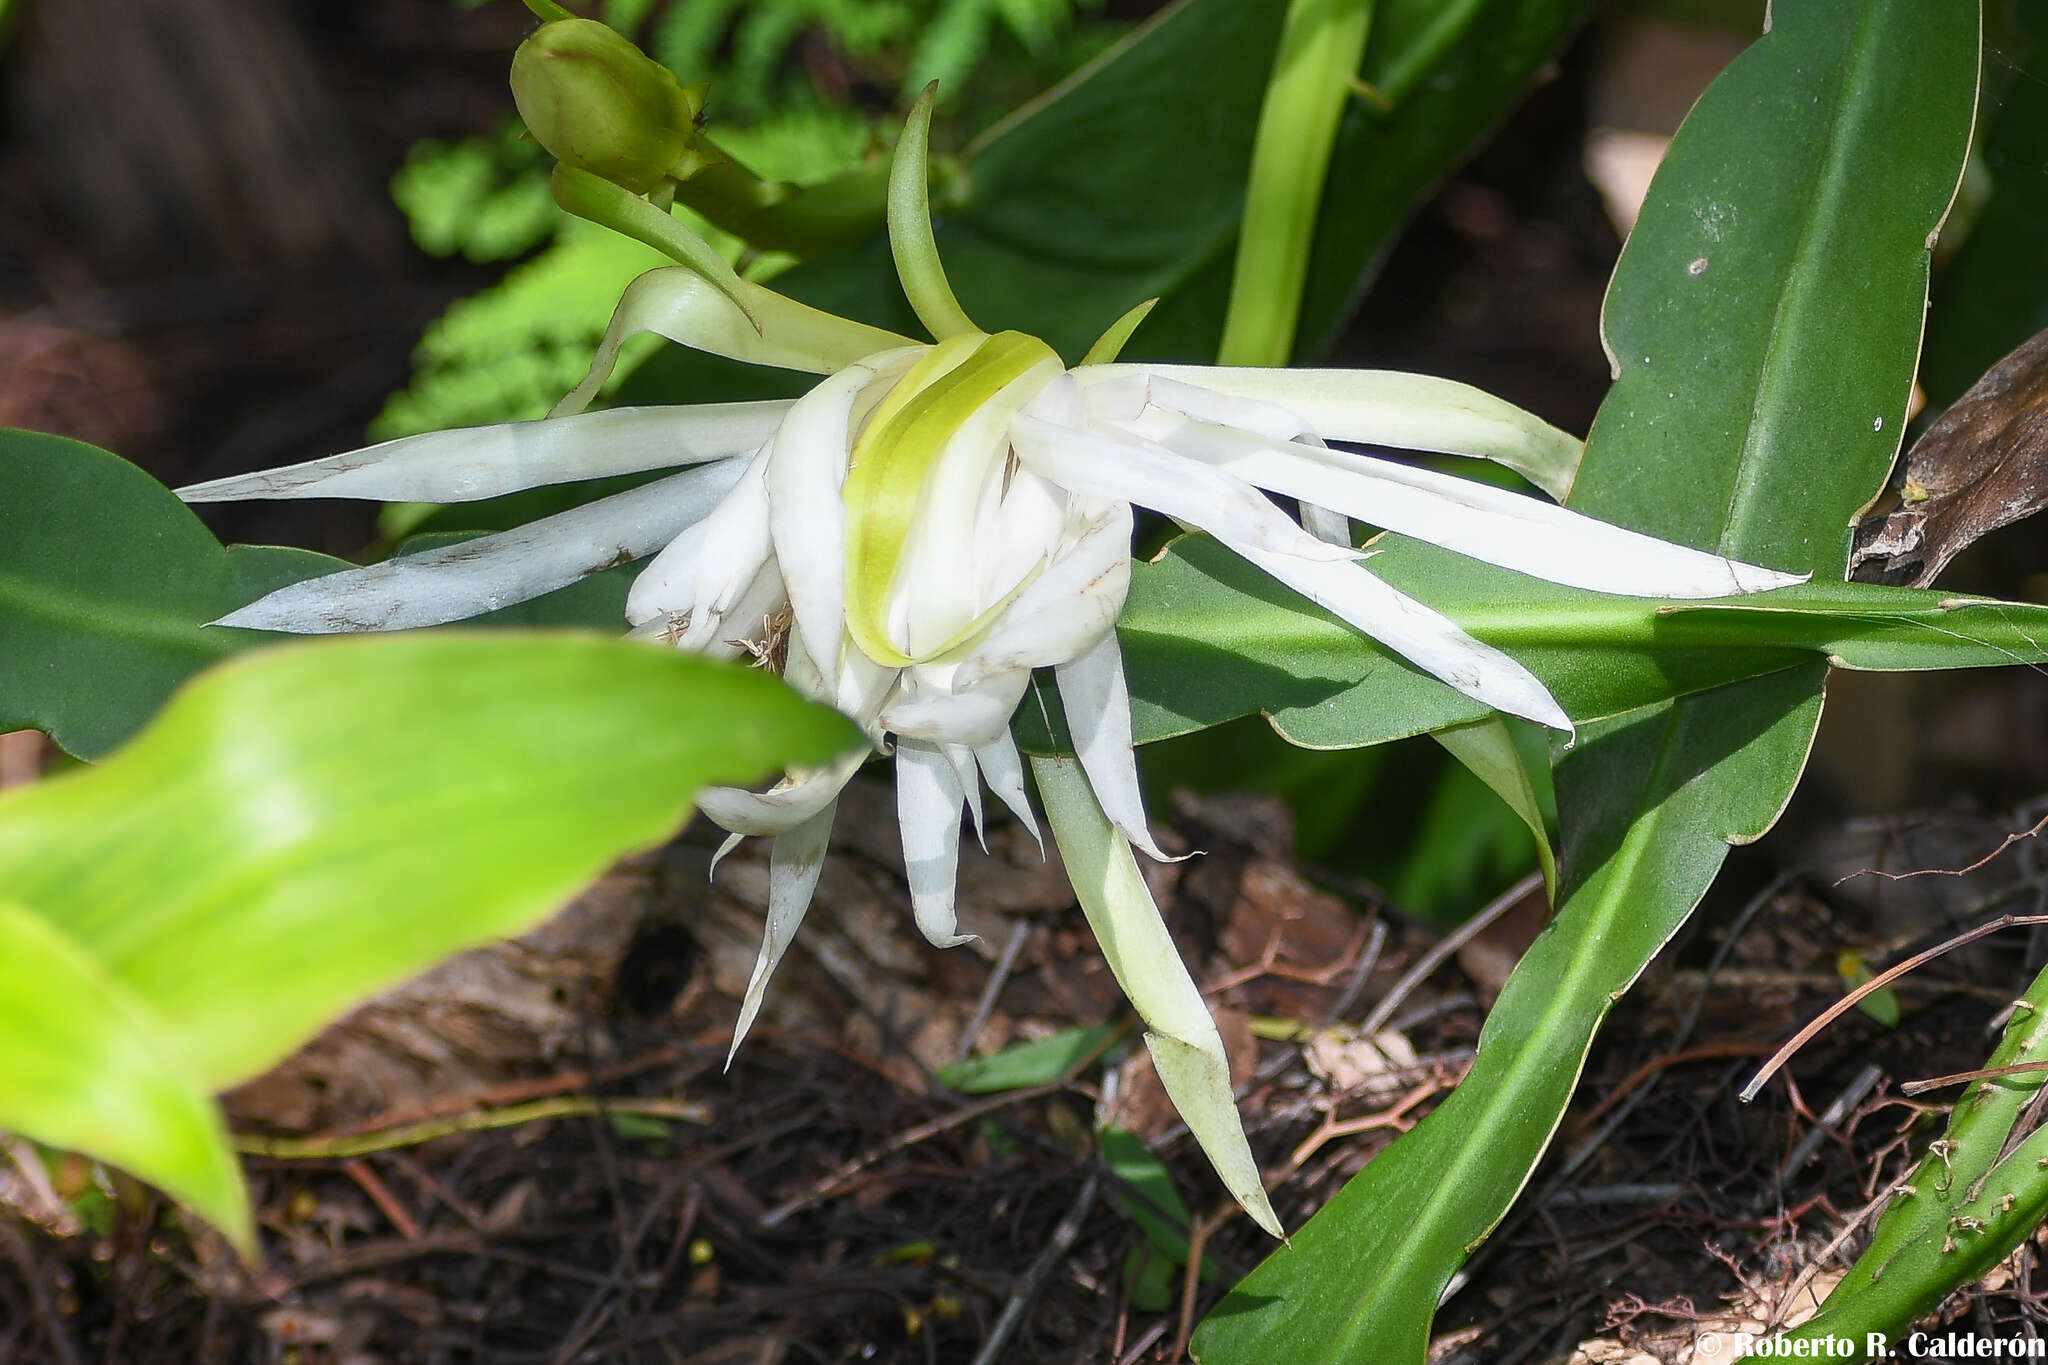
top-left (181, 90), bottom-right (1802, 1236)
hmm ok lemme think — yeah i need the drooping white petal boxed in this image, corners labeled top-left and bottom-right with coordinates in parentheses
top-left (1031, 755), bottom-right (1282, 1239)
top-left (1092, 362), bottom-right (1584, 500)
top-left (698, 747), bottom-right (870, 838)
top-left (1234, 537), bottom-right (1573, 733)
top-left (177, 403), bottom-right (789, 505)
top-left (895, 741), bottom-right (973, 947)
top-left (626, 446), bottom-right (773, 634)
top-left (1054, 631), bottom-right (1176, 862)
top-left (944, 742), bottom-right (986, 851)
top-left (1008, 416), bottom-right (1357, 564)
top-left (765, 353), bottom-right (920, 679)
top-left (728, 802), bottom-right (836, 1067)
top-left (552, 266), bottom-right (919, 417)
top-left (954, 502), bottom-right (1133, 689)
top-left (1146, 414), bottom-right (1805, 597)
top-left (972, 731), bottom-right (1042, 854)
top-left (212, 460), bottom-right (748, 634)
top-left (879, 667), bottom-right (1030, 747)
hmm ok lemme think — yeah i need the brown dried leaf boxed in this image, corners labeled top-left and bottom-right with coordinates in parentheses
top-left (1853, 327), bottom-right (2048, 586)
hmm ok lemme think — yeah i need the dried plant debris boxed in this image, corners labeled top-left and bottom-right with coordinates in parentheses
top-left (1854, 327), bottom-right (2048, 586)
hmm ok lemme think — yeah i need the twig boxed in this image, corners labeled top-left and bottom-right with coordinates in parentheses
top-left (1742, 914), bottom-right (2048, 1101)
top-left (759, 1084), bottom-right (1060, 1228)
top-left (1836, 811), bottom-right (2048, 884)
top-left (1901, 1059), bottom-right (2048, 1097)
top-left (1778, 1063), bottom-right (1885, 1181)
top-left (953, 920), bottom-right (1032, 1067)
top-left (1356, 871), bottom-right (1541, 1039)
top-left (969, 1169), bottom-right (1100, 1365)
top-left (1173, 1206), bottom-right (1231, 1361)
top-left (340, 1158), bottom-right (419, 1239)
top-left (235, 1096), bottom-right (710, 1160)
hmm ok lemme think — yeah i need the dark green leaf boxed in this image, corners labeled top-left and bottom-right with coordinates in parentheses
top-left (1195, 3), bottom-right (1978, 1359)
top-left (0, 431), bottom-right (346, 758)
top-left (0, 632), bottom-right (862, 1088)
top-left (936, 1022), bottom-right (1121, 1094)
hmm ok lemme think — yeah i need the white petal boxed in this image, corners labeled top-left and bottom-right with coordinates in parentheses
top-left (177, 403), bottom-right (790, 504)
top-left (553, 267), bottom-right (918, 417)
top-left (944, 742), bottom-right (986, 852)
top-left (1147, 415), bottom-right (1804, 597)
top-left (626, 446), bottom-right (773, 632)
top-left (973, 731), bottom-right (1042, 854)
top-left (954, 502), bottom-right (1133, 689)
top-left (1235, 538), bottom-right (1572, 733)
top-left (698, 747), bottom-right (869, 837)
top-left (1008, 416), bottom-right (1357, 564)
top-left (728, 802), bottom-right (836, 1067)
top-left (896, 741), bottom-right (973, 948)
top-left (1093, 362), bottom-right (1584, 500)
top-left (1054, 632), bottom-right (1175, 862)
top-left (212, 460), bottom-right (748, 634)
top-left (765, 358), bottom-right (910, 679)
top-left (879, 667), bottom-right (1030, 747)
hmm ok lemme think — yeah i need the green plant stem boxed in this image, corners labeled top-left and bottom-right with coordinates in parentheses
top-left (673, 148), bottom-right (962, 260)
top-left (1216, 0), bottom-right (1375, 368)
top-left (1780, 956), bottom-right (2048, 1356)
top-left (234, 1096), bottom-right (711, 1160)
top-left (549, 163), bottom-right (759, 326)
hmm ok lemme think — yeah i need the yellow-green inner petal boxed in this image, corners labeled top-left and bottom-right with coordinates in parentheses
top-left (843, 330), bottom-right (1059, 666)
top-left (1081, 297), bottom-right (1161, 366)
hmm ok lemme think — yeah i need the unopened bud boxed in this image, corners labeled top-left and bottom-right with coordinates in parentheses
top-left (510, 18), bottom-right (702, 195)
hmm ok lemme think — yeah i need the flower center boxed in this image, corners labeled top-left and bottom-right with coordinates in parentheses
top-left (840, 329), bottom-right (1062, 667)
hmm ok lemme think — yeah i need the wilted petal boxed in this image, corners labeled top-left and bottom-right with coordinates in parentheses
top-left (896, 741), bottom-right (973, 947)
top-left (728, 802), bottom-right (836, 1066)
top-left (698, 747), bottom-right (870, 837)
top-left (1055, 632), bottom-right (1176, 862)
top-left (1147, 415), bottom-right (1804, 597)
top-left (944, 742), bottom-right (986, 851)
top-left (879, 667), bottom-right (1030, 747)
top-left (178, 402), bottom-right (789, 505)
top-left (213, 460), bottom-right (747, 634)
top-left (1095, 362), bottom-right (1584, 500)
top-left (973, 731), bottom-right (1042, 854)
top-left (1009, 417), bottom-right (1356, 564)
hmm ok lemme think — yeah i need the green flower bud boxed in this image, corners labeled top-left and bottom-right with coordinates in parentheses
top-left (510, 18), bottom-right (702, 195)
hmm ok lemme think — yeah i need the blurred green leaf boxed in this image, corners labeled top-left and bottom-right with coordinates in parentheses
top-left (0, 897), bottom-right (249, 1253)
top-left (0, 632), bottom-right (862, 1088)
top-left (1195, 2), bottom-right (1979, 1358)
top-left (0, 430), bottom-right (343, 759)
top-left (936, 1022), bottom-right (1120, 1093)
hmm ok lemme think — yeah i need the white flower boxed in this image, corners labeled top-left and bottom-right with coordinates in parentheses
top-left (182, 91), bottom-right (1802, 1235)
